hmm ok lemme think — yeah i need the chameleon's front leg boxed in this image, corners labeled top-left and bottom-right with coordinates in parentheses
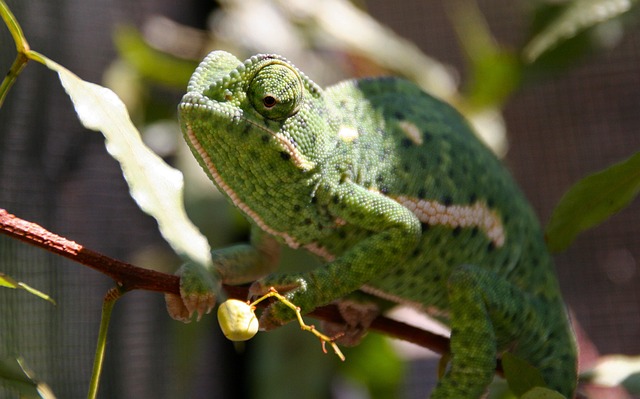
top-left (165, 227), bottom-right (281, 322)
top-left (250, 182), bottom-right (422, 330)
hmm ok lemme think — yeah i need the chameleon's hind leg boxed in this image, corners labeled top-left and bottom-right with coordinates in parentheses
top-left (431, 264), bottom-right (575, 399)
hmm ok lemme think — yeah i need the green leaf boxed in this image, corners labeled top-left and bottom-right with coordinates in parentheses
top-left (0, 356), bottom-right (56, 399)
top-left (546, 151), bottom-right (640, 252)
top-left (521, 386), bottom-right (566, 399)
top-left (113, 26), bottom-right (198, 88)
top-left (0, 273), bottom-right (18, 289)
top-left (587, 354), bottom-right (640, 394)
top-left (451, 0), bottom-right (521, 109)
top-left (0, 273), bottom-right (56, 305)
top-left (341, 333), bottom-right (405, 399)
top-left (523, 0), bottom-right (638, 63)
top-left (502, 352), bottom-right (547, 397)
top-left (34, 52), bottom-right (212, 267)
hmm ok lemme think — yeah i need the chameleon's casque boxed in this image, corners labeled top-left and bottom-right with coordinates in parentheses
top-left (174, 51), bottom-right (577, 398)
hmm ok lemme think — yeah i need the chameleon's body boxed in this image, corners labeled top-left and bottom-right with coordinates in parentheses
top-left (174, 51), bottom-right (577, 398)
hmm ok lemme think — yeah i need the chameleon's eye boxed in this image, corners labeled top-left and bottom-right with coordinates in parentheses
top-left (263, 95), bottom-right (277, 108)
top-left (248, 63), bottom-right (303, 120)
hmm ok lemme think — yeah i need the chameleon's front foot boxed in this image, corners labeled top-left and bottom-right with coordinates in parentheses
top-left (165, 261), bottom-right (219, 322)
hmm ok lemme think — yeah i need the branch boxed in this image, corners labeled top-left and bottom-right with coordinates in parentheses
top-left (0, 208), bottom-right (178, 293)
top-left (0, 208), bottom-right (450, 355)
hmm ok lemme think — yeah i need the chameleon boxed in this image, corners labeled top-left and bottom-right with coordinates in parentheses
top-left (166, 50), bottom-right (578, 398)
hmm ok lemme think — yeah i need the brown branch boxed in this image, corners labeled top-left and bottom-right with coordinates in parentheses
top-left (0, 207), bottom-right (450, 356)
top-left (0, 208), bottom-right (179, 293)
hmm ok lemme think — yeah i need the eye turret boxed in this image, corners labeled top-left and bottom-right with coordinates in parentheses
top-left (248, 63), bottom-right (303, 120)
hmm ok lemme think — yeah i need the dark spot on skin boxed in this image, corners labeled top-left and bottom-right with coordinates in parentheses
top-left (280, 151), bottom-right (291, 161)
top-left (460, 163), bottom-right (469, 175)
top-left (418, 154), bottom-right (428, 167)
top-left (401, 138), bottom-right (413, 148)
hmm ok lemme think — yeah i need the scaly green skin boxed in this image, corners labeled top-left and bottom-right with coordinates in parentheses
top-left (175, 51), bottom-right (577, 398)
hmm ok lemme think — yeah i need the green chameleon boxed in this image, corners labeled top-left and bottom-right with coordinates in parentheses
top-left (166, 51), bottom-right (577, 398)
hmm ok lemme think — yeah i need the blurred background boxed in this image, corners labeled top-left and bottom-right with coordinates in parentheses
top-left (1, 0), bottom-right (639, 398)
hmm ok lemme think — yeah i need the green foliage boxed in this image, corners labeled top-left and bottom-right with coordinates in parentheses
top-left (452, 1), bottom-right (521, 109)
top-left (546, 151), bottom-right (640, 252)
top-left (341, 333), bottom-right (405, 399)
top-left (39, 55), bottom-right (213, 268)
top-left (113, 26), bottom-right (197, 88)
top-left (0, 357), bottom-right (55, 399)
top-left (520, 386), bottom-right (566, 399)
top-left (502, 352), bottom-right (549, 397)
top-left (0, 273), bottom-right (55, 305)
top-left (523, 0), bottom-right (638, 63)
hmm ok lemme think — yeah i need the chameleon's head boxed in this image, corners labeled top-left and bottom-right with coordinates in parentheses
top-left (179, 51), bottom-right (325, 188)
top-left (179, 51), bottom-right (332, 238)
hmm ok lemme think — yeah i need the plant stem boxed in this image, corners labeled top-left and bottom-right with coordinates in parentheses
top-left (0, 0), bottom-right (31, 108)
top-left (87, 287), bottom-right (125, 399)
top-left (0, 53), bottom-right (28, 108)
top-left (0, 0), bottom-right (30, 53)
